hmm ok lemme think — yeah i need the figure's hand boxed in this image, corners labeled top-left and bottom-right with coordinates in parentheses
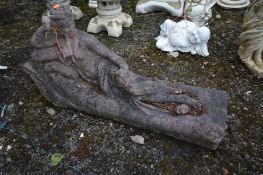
top-left (117, 60), bottom-right (129, 70)
top-left (40, 24), bottom-right (52, 32)
top-left (115, 68), bottom-right (129, 84)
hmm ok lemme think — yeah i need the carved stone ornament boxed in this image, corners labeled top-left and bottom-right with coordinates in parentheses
top-left (238, 0), bottom-right (263, 78)
top-left (136, 0), bottom-right (217, 26)
top-left (136, 0), bottom-right (185, 16)
top-left (87, 0), bottom-right (133, 37)
top-left (23, 6), bottom-right (229, 150)
top-left (89, 0), bottom-right (98, 8)
top-left (216, 0), bottom-right (250, 9)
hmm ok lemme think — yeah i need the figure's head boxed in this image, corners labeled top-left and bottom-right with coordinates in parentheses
top-left (160, 19), bottom-right (176, 37)
top-left (48, 4), bottom-right (76, 37)
top-left (46, 0), bottom-right (71, 9)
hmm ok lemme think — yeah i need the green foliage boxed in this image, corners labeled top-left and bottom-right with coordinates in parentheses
top-left (50, 153), bottom-right (64, 166)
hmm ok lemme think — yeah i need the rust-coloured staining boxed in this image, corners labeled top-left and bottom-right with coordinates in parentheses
top-left (73, 146), bottom-right (90, 160)
top-left (145, 101), bottom-right (207, 117)
top-left (144, 91), bottom-right (206, 117)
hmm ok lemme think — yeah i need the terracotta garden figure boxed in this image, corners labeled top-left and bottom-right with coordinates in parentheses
top-left (238, 0), bottom-right (263, 78)
top-left (216, 0), bottom-right (250, 9)
top-left (87, 0), bottom-right (133, 37)
top-left (156, 19), bottom-right (211, 57)
top-left (23, 5), bottom-right (229, 150)
top-left (42, 0), bottom-right (84, 27)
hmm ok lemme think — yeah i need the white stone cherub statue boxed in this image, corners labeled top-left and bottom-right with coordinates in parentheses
top-left (156, 19), bottom-right (210, 57)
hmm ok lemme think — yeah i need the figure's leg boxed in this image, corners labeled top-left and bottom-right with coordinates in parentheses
top-left (139, 93), bottom-right (202, 111)
top-left (115, 69), bottom-right (183, 96)
top-left (114, 69), bottom-right (201, 110)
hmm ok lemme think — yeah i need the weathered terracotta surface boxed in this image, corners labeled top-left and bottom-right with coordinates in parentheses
top-left (23, 6), bottom-right (229, 150)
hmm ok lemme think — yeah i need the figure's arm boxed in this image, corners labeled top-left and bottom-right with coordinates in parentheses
top-left (82, 33), bottom-right (129, 69)
top-left (31, 25), bottom-right (56, 48)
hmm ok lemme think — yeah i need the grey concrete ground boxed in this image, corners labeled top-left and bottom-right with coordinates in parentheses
top-left (0, 0), bottom-right (262, 174)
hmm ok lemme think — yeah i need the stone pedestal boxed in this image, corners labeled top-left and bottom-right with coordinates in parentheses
top-left (216, 0), bottom-right (250, 9)
top-left (136, 0), bottom-right (184, 16)
top-left (87, 0), bottom-right (133, 37)
top-left (89, 0), bottom-right (98, 8)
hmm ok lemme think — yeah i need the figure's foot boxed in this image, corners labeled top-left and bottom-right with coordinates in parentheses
top-left (181, 97), bottom-right (202, 112)
top-left (189, 100), bottom-right (203, 112)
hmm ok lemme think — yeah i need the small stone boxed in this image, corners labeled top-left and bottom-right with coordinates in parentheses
top-left (6, 145), bottom-right (12, 151)
top-left (47, 108), bottom-right (56, 116)
top-left (245, 91), bottom-right (252, 95)
top-left (142, 59), bottom-right (147, 62)
top-left (216, 14), bottom-right (221, 19)
top-left (72, 114), bottom-right (78, 119)
top-left (168, 51), bottom-right (179, 58)
top-left (0, 145), bottom-right (3, 150)
top-left (130, 135), bottom-right (145, 144)
top-left (244, 154), bottom-right (250, 160)
top-left (223, 168), bottom-right (229, 175)
top-left (203, 61), bottom-right (209, 65)
top-left (176, 104), bottom-right (190, 115)
top-left (6, 157), bottom-right (12, 162)
top-left (79, 133), bottom-right (84, 138)
top-left (18, 101), bottom-right (23, 105)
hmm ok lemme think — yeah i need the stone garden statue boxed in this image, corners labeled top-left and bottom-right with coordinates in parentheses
top-left (87, 0), bottom-right (133, 37)
top-left (184, 0), bottom-right (216, 26)
top-left (238, 0), bottom-right (263, 78)
top-left (156, 19), bottom-right (211, 57)
top-left (136, 0), bottom-right (216, 26)
top-left (216, 0), bottom-right (250, 9)
top-left (23, 5), bottom-right (229, 150)
top-left (136, 0), bottom-right (185, 17)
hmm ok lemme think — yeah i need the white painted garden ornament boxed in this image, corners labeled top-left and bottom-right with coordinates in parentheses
top-left (89, 0), bottom-right (98, 8)
top-left (156, 19), bottom-right (210, 57)
top-left (136, 0), bottom-right (184, 16)
top-left (216, 0), bottom-right (250, 9)
top-left (136, 0), bottom-right (216, 26)
top-left (42, 0), bottom-right (84, 26)
top-left (184, 0), bottom-right (217, 26)
top-left (87, 0), bottom-right (133, 37)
